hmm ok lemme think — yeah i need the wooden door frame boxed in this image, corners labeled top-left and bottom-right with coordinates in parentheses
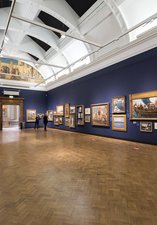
top-left (0, 97), bottom-right (24, 130)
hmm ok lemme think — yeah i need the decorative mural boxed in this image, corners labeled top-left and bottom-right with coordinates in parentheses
top-left (0, 58), bottom-right (44, 83)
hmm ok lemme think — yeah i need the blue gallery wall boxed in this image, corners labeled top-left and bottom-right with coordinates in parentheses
top-left (0, 88), bottom-right (47, 128)
top-left (47, 48), bottom-right (157, 145)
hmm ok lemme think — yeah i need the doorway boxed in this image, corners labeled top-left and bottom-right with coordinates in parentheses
top-left (2, 105), bottom-right (20, 129)
top-left (0, 97), bottom-right (24, 130)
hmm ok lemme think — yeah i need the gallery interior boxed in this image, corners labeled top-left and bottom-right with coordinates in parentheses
top-left (0, 0), bottom-right (157, 225)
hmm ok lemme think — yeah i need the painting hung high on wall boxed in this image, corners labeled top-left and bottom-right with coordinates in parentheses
top-left (112, 96), bottom-right (126, 113)
top-left (85, 108), bottom-right (91, 115)
top-left (130, 90), bottom-right (157, 120)
top-left (91, 103), bottom-right (110, 126)
top-left (56, 105), bottom-right (64, 116)
top-left (65, 103), bottom-right (70, 118)
top-left (112, 115), bottom-right (127, 131)
top-left (47, 110), bottom-right (53, 121)
top-left (70, 106), bottom-right (76, 114)
top-left (26, 109), bottom-right (36, 122)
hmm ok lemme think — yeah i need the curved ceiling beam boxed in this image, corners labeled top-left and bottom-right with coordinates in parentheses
top-left (14, 0), bottom-right (79, 30)
top-left (103, 0), bottom-right (128, 34)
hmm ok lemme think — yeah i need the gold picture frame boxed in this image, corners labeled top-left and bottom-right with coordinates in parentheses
top-left (91, 103), bottom-right (110, 127)
top-left (129, 90), bottom-right (157, 120)
top-left (112, 114), bottom-right (127, 131)
top-left (112, 96), bottom-right (126, 113)
top-left (47, 110), bottom-right (53, 121)
top-left (65, 103), bottom-right (70, 118)
top-left (26, 109), bottom-right (36, 122)
top-left (56, 105), bottom-right (64, 116)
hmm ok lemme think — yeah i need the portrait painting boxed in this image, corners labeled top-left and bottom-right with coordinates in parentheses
top-left (91, 103), bottom-right (110, 126)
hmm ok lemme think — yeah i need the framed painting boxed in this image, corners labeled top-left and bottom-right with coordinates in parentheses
top-left (140, 121), bottom-right (152, 132)
top-left (70, 106), bottom-right (76, 114)
top-left (91, 103), bottom-right (110, 127)
top-left (76, 105), bottom-right (84, 125)
top-left (26, 109), bottom-right (36, 122)
top-left (85, 115), bottom-right (91, 123)
top-left (85, 108), bottom-right (91, 115)
top-left (69, 114), bottom-right (76, 128)
top-left (65, 118), bottom-right (70, 127)
top-left (54, 116), bottom-right (59, 125)
top-left (112, 96), bottom-right (126, 113)
top-left (56, 105), bottom-right (64, 116)
top-left (65, 103), bottom-right (70, 118)
top-left (112, 114), bottom-right (127, 131)
top-left (38, 113), bottom-right (44, 119)
top-left (130, 90), bottom-right (157, 120)
top-left (47, 110), bottom-right (53, 121)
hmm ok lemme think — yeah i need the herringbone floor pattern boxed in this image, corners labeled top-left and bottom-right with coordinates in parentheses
top-left (0, 128), bottom-right (157, 225)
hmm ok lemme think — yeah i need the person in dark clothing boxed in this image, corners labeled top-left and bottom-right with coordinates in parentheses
top-left (34, 114), bottom-right (40, 129)
top-left (43, 113), bottom-right (48, 131)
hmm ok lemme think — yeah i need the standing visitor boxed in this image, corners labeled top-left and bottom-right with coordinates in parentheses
top-left (43, 113), bottom-right (48, 131)
top-left (34, 114), bottom-right (40, 130)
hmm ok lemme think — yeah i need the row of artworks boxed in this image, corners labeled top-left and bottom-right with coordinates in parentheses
top-left (0, 58), bottom-right (44, 83)
top-left (26, 90), bottom-right (157, 133)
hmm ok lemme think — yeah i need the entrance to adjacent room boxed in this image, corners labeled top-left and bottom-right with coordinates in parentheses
top-left (2, 105), bottom-right (20, 129)
top-left (0, 97), bottom-right (24, 130)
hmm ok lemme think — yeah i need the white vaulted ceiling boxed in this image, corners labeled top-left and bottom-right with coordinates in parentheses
top-left (0, 0), bottom-right (157, 90)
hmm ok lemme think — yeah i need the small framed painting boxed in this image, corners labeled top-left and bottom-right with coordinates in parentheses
top-left (112, 96), bottom-right (126, 113)
top-left (85, 108), bottom-right (91, 115)
top-left (112, 114), bottom-right (127, 131)
top-left (85, 115), bottom-right (91, 123)
top-left (140, 122), bottom-right (152, 132)
top-left (70, 106), bottom-right (76, 114)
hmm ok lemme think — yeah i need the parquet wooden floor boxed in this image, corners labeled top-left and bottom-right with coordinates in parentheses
top-left (0, 128), bottom-right (157, 225)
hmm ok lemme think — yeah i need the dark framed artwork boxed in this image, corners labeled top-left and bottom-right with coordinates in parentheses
top-left (76, 105), bottom-right (84, 125)
top-left (26, 109), bottom-right (36, 122)
top-left (112, 96), bottom-right (126, 113)
top-left (112, 114), bottom-right (127, 131)
top-left (65, 103), bottom-right (70, 118)
top-left (91, 103), bottom-right (110, 127)
top-left (140, 121), bottom-right (152, 132)
top-left (130, 90), bottom-right (157, 120)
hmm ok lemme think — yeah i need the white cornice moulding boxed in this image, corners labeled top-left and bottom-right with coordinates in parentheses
top-left (46, 29), bottom-right (157, 91)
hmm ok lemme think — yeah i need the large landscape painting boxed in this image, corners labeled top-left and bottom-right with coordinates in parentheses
top-left (0, 58), bottom-right (43, 83)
